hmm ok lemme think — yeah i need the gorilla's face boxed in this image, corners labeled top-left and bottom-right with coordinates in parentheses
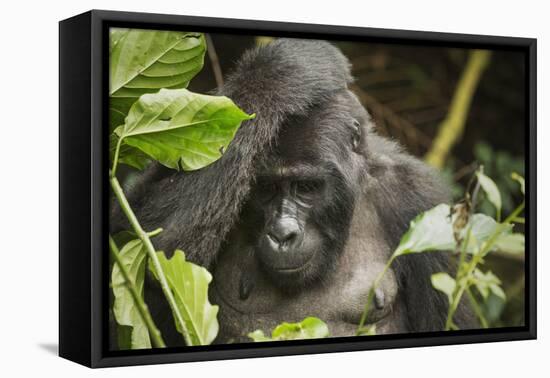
top-left (250, 164), bottom-right (332, 287)
top-left (243, 102), bottom-right (367, 289)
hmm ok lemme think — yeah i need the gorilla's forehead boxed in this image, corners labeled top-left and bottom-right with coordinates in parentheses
top-left (272, 106), bottom-right (353, 162)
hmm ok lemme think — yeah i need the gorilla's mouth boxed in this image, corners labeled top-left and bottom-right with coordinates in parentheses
top-left (272, 252), bottom-right (316, 274)
top-left (259, 249), bottom-right (318, 285)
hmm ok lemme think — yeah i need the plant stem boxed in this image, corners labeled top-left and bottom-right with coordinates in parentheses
top-left (110, 172), bottom-right (194, 346)
top-left (109, 235), bottom-right (166, 348)
top-left (356, 255), bottom-right (396, 335)
top-left (111, 136), bottom-right (123, 177)
top-left (466, 287), bottom-right (489, 328)
top-left (148, 227), bottom-right (163, 237)
top-left (445, 200), bottom-right (525, 330)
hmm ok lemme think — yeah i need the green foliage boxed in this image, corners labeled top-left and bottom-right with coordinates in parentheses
top-left (392, 203), bottom-right (508, 256)
top-left (110, 29), bottom-right (206, 130)
top-left (108, 29), bottom-right (251, 350)
top-left (357, 169), bottom-right (525, 333)
top-left (113, 88), bottom-right (254, 171)
top-left (474, 142), bottom-right (524, 216)
top-left (511, 172), bottom-right (525, 195)
top-left (473, 269), bottom-right (505, 300)
top-left (431, 273), bottom-right (456, 303)
top-left (476, 170), bottom-right (502, 220)
top-left (150, 250), bottom-right (219, 346)
top-left (429, 170), bottom-right (523, 329)
top-left (111, 239), bottom-right (151, 349)
top-left (493, 232), bottom-right (525, 254)
top-left (248, 317), bottom-right (330, 342)
top-left (356, 324), bottom-right (377, 336)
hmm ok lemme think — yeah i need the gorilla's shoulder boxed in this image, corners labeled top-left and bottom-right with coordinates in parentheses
top-left (366, 133), bottom-right (451, 209)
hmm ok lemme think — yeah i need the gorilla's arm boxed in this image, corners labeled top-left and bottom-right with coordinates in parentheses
top-left (365, 134), bottom-right (476, 331)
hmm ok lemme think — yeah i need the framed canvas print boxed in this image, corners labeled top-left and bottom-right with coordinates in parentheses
top-left (59, 10), bottom-right (537, 368)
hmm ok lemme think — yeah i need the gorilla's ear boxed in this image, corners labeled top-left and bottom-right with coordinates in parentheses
top-left (351, 119), bottom-right (362, 151)
top-left (125, 39), bottom-right (356, 268)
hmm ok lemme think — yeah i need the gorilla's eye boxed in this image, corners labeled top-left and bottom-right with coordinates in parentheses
top-left (256, 179), bottom-right (278, 202)
top-left (351, 119), bottom-right (362, 151)
top-left (295, 180), bottom-right (324, 195)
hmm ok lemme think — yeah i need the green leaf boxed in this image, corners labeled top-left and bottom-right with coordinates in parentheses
top-left (248, 317), bottom-right (330, 342)
top-left (115, 88), bottom-right (254, 171)
top-left (357, 324), bottom-right (377, 336)
top-left (431, 272), bottom-right (456, 303)
top-left (473, 269), bottom-right (505, 300)
top-left (393, 204), bottom-right (453, 256)
top-left (111, 239), bottom-right (151, 349)
top-left (149, 250), bottom-right (219, 345)
top-left (511, 172), bottom-right (525, 195)
top-left (272, 317), bottom-right (330, 340)
top-left (477, 171), bottom-right (502, 216)
top-left (109, 29), bottom-right (206, 130)
top-left (111, 230), bottom-right (138, 250)
top-left (493, 232), bottom-right (525, 255)
top-left (392, 204), bottom-right (509, 256)
top-left (247, 330), bottom-right (272, 342)
top-left (110, 134), bottom-right (151, 171)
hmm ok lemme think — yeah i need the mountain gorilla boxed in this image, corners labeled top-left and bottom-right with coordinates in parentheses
top-left (112, 39), bottom-right (474, 346)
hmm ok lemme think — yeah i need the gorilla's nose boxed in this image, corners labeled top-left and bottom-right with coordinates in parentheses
top-left (267, 218), bottom-right (301, 250)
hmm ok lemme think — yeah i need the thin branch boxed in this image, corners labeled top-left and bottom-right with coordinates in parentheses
top-left (425, 50), bottom-right (492, 168)
top-left (466, 287), bottom-right (489, 328)
top-left (205, 34), bottom-right (224, 89)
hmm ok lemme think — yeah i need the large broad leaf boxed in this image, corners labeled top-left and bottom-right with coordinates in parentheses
top-left (109, 29), bottom-right (206, 130)
top-left (114, 88), bottom-right (254, 171)
top-left (393, 204), bottom-right (511, 256)
top-left (111, 239), bottom-right (151, 349)
top-left (149, 250), bottom-right (219, 345)
top-left (248, 317), bottom-right (330, 342)
top-left (477, 171), bottom-right (502, 216)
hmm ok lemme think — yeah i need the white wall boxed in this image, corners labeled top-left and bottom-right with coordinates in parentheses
top-left (1, 0), bottom-right (546, 376)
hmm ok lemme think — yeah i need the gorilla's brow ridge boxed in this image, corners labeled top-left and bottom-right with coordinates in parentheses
top-left (258, 163), bottom-right (328, 180)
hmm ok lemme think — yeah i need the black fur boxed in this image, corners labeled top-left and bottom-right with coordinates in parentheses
top-left (111, 39), bottom-right (474, 345)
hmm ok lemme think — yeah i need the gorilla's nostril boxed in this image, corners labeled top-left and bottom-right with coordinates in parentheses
top-left (267, 219), bottom-right (301, 249)
top-left (268, 231), bottom-right (296, 245)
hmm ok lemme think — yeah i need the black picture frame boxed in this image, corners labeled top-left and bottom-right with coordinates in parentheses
top-left (59, 9), bottom-right (537, 368)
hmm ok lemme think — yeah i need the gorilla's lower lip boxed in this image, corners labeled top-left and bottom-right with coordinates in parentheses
top-left (272, 252), bottom-right (315, 274)
top-left (274, 265), bottom-right (307, 273)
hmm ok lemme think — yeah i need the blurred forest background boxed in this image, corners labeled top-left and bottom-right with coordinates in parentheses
top-left (184, 34), bottom-right (527, 329)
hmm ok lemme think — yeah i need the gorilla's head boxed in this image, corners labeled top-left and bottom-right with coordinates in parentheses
top-left (239, 91), bottom-right (371, 289)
